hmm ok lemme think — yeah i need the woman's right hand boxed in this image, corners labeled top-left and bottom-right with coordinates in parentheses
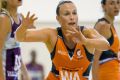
top-left (22, 12), bottom-right (38, 28)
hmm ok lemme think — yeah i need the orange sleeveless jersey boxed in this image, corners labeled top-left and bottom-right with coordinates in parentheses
top-left (98, 26), bottom-right (120, 80)
top-left (110, 26), bottom-right (119, 53)
top-left (46, 36), bottom-right (91, 80)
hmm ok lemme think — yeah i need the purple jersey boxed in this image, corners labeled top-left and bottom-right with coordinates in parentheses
top-left (5, 47), bottom-right (21, 80)
top-left (26, 63), bottom-right (44, 80)
top-left (1, 11), bottom-right (22, 80)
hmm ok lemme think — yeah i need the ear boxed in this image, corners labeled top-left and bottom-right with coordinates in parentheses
top-left (56, 15), bottom-right (59, 21)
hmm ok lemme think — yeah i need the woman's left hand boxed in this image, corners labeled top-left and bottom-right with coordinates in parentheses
top-left (66, 27), bottom-right (86, 44)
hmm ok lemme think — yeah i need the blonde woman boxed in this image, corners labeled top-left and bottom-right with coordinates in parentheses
top-left (0, 0), bottom-right (34, 79)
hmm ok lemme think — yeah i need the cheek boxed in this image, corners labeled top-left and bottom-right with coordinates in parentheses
top-left (61, 17), bottom-right (69, 23)
top-left (9, 1), bottom-right (15, 5)
top-left (106, 8), bottom-right (111, 13)
top-left (76, 17), bottom-right (78, 21)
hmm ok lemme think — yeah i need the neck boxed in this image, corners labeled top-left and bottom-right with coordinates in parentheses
top-left (31, 61), bottom-right (36, 65)
top-left (61, 27), bottom-right (76, 49)
top-left (104, 14), bottom-right (114, 24)
top-left (61, 27), bottom-right (70, 42)
top-left (7, 6), bottom-right (18, 17)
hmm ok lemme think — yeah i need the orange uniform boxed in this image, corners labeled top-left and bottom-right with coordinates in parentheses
top-left (95, 18), bottom-right (120, 80)
top-left (46, 27), bottom-right (93, 80)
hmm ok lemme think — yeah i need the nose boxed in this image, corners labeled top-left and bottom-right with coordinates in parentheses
top-left (70, 14), bottom-right (74, 20)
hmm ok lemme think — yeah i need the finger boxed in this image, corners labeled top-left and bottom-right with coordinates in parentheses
top-left (65, 33), bottom-right (71, 37)
top-left (26, 11), bottom-right (30, 18)
top-left (30, 18), bottom-right (38, 24)
top-left (30, 14), bottom-right (35, 19)
top-left (66, 30), bottom-right (76, 34)
top-left (72, 37), bottom-right (77, 43)
top-left (71, 27), bottom-right (79, 33)
top-left (33, 17), bottom-right (38, 21)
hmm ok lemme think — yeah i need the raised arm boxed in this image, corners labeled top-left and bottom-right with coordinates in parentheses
top-left (15, 12), bottom-right (58, 52)
top-left (0, 14), bottom-right (11, 80)
top-left (16, 12), bottom-right (53, 42)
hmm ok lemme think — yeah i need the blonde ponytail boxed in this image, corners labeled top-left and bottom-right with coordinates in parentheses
top-left (1, 0), bottom-right (7, 9)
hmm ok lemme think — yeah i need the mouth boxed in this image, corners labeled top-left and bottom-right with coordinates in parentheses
top-left (18, 0), bottom-right (22, 2)
top-left (68, 22), bottom-right (76, 26)
top-left (114, 10), bottom-right (119, 13)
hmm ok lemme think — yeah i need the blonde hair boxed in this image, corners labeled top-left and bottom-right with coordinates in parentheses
top-left (0, 0), bottom-right (10, 15)
top-left (1, 0), bottom-right (7, 9)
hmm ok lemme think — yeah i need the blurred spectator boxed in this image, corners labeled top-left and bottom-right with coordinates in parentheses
top-left (26, 50), bottom-right (44, 80)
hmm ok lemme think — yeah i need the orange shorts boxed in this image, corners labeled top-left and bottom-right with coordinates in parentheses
top-left (98, 59), bottom-right (120, 80)
top-left (45, 72), bottom-right (88, 80)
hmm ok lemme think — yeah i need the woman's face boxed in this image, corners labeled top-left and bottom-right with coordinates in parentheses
top-left (103, 0), bottom-right (119, 16)
top-left (57, 3), bottom-right (78, 30)
top-left (7, 0), bottom-right (22, 8)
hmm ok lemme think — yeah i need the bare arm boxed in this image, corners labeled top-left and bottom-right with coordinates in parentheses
top-left (0, 14), bottom-right (11, 80)
top-left (67, 27), bottom-right (110, 52)
top-left (92, 50), bottom-right (101, 80)
top-left (20, 60), bottom-right (31, 80)
top-left (15, 12), bottom-right (58, 52)
top-left (82, 28), bottom-right (110, 51)
top-left (15, 12), bottom-right (53, 42)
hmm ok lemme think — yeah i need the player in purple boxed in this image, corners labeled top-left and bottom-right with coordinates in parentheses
top-left (0, 0), bottom-right (35, 80)
top-left (21, 50), bottom-right (44, 80)
top-left (26, 50), bottom-right (44, 80)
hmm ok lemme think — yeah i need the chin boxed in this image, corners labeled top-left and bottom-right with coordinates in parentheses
top-left (18, 3), bottom-right (22, 6)
top-left (114, 13), bottom-right (119, 16)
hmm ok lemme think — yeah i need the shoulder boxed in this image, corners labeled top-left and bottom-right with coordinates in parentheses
top-left (82, 27), bottom-right (100, 38)
top-left (0, 14), bottom-right (11, 30)
top-left (82, 27), bottom-right (95, 33)
top-left (47, 28), bottom-right (58, 41)
top-left (95, 20), bottom-right (111, 30)
top-left (0, 12), bottom-right (11, 24)
top-left (26, 63), bottom-right (32, 68)
top-left (0, 13), bottom-right (10, 21)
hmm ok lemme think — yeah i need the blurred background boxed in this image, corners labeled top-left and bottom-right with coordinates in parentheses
top-left (18, 0), bottom-right (120, 79)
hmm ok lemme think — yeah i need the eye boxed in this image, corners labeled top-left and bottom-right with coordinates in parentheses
top-left (64, 12), bottom-right (70, 16)
top-left (73, 11), bottom-right (77, 15)
top-left (72, 10), bottom-right (77, 15)
top-left (109, 1), bottom-right (115, 5)
top-left (117, 1), bottom-right (120, 4)
top-left (110, 2), bottom-right (114, 5)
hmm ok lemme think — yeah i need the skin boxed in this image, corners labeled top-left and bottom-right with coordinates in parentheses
top-left (0, 0), bottom-right (30, 80)
top-left (92, 0), bottom-right (120, 80)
